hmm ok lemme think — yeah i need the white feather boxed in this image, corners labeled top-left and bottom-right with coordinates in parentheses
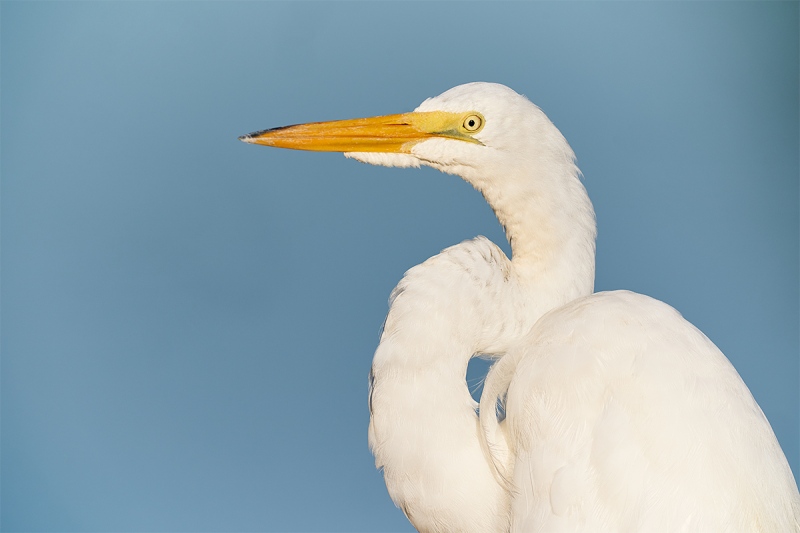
top-left (358, 83), bottom-right (800, 532)
top-left (344, 151), bottom-right (421, 168)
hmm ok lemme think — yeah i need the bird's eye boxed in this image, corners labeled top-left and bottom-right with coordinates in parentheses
top-left (462, 114), bottom-right (484, 133)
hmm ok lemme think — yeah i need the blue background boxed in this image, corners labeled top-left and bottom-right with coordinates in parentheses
top-left (2, 2), bottom-right (797, 531)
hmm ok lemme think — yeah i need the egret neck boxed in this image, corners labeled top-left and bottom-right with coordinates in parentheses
top-left (368, 136), bottom-right (596, 532)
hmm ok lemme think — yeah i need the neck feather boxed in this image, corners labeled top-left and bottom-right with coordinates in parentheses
top-left (475, 155), bottom-right (596, 306)
top-left (369, 136), bottom-right (596, 533)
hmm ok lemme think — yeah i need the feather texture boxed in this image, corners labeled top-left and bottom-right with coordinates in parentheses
top-left (243, 82), bottom-right (800, 532)
top-left (366, 83), bottom-right (800, 532)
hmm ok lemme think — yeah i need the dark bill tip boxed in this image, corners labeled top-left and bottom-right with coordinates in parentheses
top-left (239, 124), bottom-right (296, 143)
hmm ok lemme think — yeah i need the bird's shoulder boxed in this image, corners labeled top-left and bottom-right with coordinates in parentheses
top-left (502, 290), bottom-right (800, 531)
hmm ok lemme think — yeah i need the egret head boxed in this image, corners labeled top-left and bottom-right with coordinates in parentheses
top-left (239, 82), bottom-right (576, 192)
top-left (241, 82), bottom-right (593, 276)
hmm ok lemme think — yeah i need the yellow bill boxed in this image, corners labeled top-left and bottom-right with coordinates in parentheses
top-left (239, 111), bottom-right (485, 153)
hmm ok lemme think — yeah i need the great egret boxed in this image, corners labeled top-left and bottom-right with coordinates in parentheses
top-left (241, 83), bottom-right (800, 532)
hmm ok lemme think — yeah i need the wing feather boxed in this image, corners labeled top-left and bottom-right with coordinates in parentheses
top-left (493, 291), bottom-right (800, 532)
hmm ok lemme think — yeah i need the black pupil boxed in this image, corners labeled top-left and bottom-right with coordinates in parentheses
top-left (468, 119), bottom-right (475, 127)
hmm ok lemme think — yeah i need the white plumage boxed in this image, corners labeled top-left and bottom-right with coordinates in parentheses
top-left (242, 82), bottom-right (800, 532)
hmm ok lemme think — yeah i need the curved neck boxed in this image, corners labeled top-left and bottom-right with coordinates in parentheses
top-left (474, 155), bottom-right (597, 310)
top-left (369, 147), bottom-right (596, 533)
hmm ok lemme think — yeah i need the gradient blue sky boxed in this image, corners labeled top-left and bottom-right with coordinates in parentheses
top-left (2, 2), bottom-right (798, 531)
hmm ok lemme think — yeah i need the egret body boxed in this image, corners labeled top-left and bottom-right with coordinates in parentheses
top-left (241, 83), bottom-right (800, 532)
